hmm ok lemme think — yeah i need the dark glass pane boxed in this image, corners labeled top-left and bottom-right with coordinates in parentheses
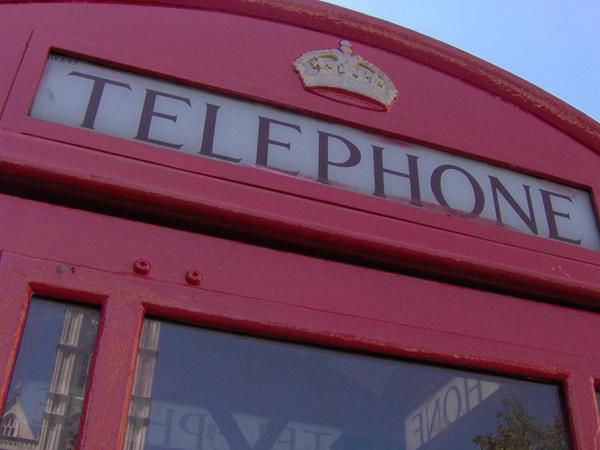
top-left (0, 297), bottom-right (99, 450)
top-left (125, 319), bottom-right (571, 450)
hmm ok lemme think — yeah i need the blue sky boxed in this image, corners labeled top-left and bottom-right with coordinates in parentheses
top-left (322, 1), bottom-right (600, 123)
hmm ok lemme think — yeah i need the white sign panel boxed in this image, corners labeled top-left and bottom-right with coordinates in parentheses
top-left (31, 54), bottom-right (600, 250)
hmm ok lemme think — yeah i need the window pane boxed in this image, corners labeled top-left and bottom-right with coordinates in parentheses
top-left (125, 319), bottom-right (571, 450)
top-left (0, 297), bottom-right (99, 450)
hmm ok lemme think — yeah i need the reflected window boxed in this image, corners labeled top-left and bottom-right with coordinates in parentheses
top-left (125, 319), bottom-right (571, 450)
top-left (1, 414), bottom-right (17, 437)
top-left (0, 297), bottom-right (99, 450)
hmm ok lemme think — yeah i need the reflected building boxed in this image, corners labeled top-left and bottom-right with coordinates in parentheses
top-left (0, 304), bottom-right (98, 450)
top-left (0, 390), bottom-right (37, 450)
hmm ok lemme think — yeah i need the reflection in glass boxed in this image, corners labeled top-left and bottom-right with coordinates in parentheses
top-left (0, 297), bottom-right (99, 450)
top-left (125, 319), bottom-right (571, 450)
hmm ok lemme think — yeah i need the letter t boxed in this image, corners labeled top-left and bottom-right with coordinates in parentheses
top-left (68, 71), bottom-right (132, 130)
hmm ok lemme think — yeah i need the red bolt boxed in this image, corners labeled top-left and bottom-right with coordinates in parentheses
top-left (185, 269), bottom-right (203, 286)
top-left (133, 259), bottom-right (151, 275)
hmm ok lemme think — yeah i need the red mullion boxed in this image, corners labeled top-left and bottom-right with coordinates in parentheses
top-left (77, 295), bottom-right (144, 450)
top-left (564, 373), bottom-right (599, 450)
top-left (0, 251), bottom-right (34, 411)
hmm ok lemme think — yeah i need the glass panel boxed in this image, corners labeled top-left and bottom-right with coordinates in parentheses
top-left (125, 319), bottom-right (571, 450)
top-left (0, 297), bottom-right (100, 450)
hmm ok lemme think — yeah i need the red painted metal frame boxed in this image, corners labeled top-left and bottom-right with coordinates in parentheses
top-left (0, 202), bottom-right (600, 448)
top-left (1, 1), bottom-right (600, 449)
top-left (0, 6), bottom-right (599, 307)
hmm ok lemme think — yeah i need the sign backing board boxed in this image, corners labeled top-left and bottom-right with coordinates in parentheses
top-left (30, 54), bottom-right (600, 250)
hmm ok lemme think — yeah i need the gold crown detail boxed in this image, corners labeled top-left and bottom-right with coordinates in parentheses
top-left (293, 40), bottom-right (398, 110)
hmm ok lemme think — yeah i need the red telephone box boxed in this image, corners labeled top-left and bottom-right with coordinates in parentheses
top-left (1, 1), bottom-right (600, 449)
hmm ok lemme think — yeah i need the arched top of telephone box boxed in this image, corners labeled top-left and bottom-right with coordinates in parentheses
top-left (1, 0), bottom-right (600, 308)
top-left (6, 0), bottom-right (598, 152)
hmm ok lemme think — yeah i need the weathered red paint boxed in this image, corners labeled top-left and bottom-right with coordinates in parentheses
top-left (0, 1), bottom-right (600, 449)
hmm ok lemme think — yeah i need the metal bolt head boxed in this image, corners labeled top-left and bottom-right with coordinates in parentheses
top-left (185, 269), bottom-right (202, 286)
top-left (133, 259), bottom-right (152, 275)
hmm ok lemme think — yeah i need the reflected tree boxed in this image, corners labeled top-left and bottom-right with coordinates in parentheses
top-left (473, 397), bottom-right (568, 450)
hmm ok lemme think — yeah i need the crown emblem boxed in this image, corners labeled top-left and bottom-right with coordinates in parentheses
top-left (293, 40), bottom-right (398, 111)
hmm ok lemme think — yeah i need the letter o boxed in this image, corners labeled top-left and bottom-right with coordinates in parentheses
top-left (431, 165), bottom-right (485, 215)
top-left (443, 386), bottom-right (462, 426)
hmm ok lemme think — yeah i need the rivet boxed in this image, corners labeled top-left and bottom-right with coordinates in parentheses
top-left (185, 269), bottom-right (203, 286)
top-left (133, 259), bottom-right (151, 275)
